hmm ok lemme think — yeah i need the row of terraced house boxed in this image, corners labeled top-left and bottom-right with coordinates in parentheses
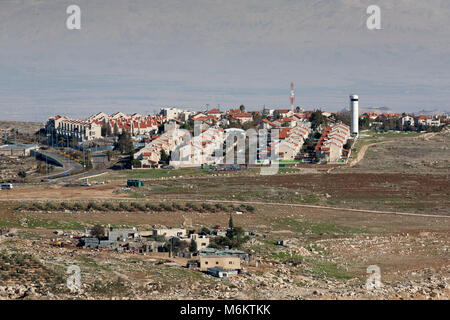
top-left (315, 123), bottom-right (351, 163)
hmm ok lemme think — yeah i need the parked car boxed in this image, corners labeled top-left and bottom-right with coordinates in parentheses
top-left (222, 164), bottom-right (238, 171)
top-left (162, 165), bottom-right (175, 169)
top-left (0, 183), bottom-right (13, 190)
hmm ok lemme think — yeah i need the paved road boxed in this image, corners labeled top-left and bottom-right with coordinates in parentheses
top-left (35, 150), bottom-right (84, 179)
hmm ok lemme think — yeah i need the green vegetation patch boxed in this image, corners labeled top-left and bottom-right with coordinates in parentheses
top-left (274, 219), bottom-right (366, 236)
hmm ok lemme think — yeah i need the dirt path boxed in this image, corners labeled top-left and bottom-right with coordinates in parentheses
top-left (349, 140), bottom-right (389, 167)
top-left (181, 198), bottom-right (450, 219)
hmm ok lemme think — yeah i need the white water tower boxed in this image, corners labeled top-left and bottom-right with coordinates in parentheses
top-left (350, 94), bottom-right (359, 135)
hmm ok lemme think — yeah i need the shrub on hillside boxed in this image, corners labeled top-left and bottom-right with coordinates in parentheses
top-left (60, 202), bottom-right (73, 211)
top-left (186, 202), bottom-right (199, 211)
top-left (45, 202), bottom-right (57, 211)
top-left (201, 203), bottom-right (213, 211)
top-left (214, 203), bottom-right (227, 211)
top-left (119, 202), bottom-right (129, 211)
top-left (103, 202), bottom-right (116, 211)
top-left (73, 202), bottom-right (85, 211)
top-left (131, 202), bottom-right (145, 211)
top-left (172, 203), bottom-right (184, 211)
top-left (159, 203), bottom-right (173, 211)
top-left (87, 202), bottom-right (102, 211)
top-left (245, 205), bottom-right (255, 212)
top-left (145, 203), bottom-right (159, 211)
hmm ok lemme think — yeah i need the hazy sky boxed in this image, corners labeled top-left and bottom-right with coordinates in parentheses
top-left (1, 0), bottom-right (450, 121)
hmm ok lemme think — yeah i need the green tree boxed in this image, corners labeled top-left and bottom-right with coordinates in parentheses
top-left (239, 105), bottom-right (245, 112)
top-left (90, 225), bottom-right (105, 239)
top-left (309, 110), bottom-right (328, 130)
top-left (165, 238), bottom-right (189, 254)
top-left (199, 227), bottom-right (211, 235)
top-left (107, 150), bottom-right (114, 161)
top-left (115, 131), bottom-right (134, 154)
top-left (189, 239), bottom-right (198, 253)
top-left (131, 159), bottom-right (141, 168)
top-left (80, 150), bottom-right (93, 169)
top-left (252, 112), bottom-right (262, 126)
top-left (160, 149), bottom-right (169, 162)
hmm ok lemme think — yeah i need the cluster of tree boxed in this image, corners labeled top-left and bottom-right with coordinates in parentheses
top-left (90, 225), bottom-right (106, 239)
top-left (160, 149), bottom-right (169, 162)
top-left (163, 237), bottom-right (198, 254)
top-left (101, 123), bottom-right (113, 137)
top-left (36, 163), bottom-right (54, 174)
top-left (309, 110), bottom-right (329, 130)
top-left (114, 131), bottom-right (134, 154)
top-left (17, 170), bottom-right (27, 178)
top-left (333, 112), bottom-right (351, 126)
top-left (79, 150), bottom-right (93, 170)
top-left (180, 119), bottom-right (194, 131)
top-left (208, 215), bottom-right (250, 249)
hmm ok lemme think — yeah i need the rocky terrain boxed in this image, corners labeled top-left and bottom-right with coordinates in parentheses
top-left (1, 227), bottom-right (448, 300)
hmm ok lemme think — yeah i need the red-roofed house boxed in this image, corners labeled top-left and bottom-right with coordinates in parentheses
top-left (275, 109), bottom-right (293, 118)
top-left (207, 109), bottom-right (223, 118)
top-left (229, 112), bottom-right (253, 124)
top-left (260, 119), bottom-right (280, 129)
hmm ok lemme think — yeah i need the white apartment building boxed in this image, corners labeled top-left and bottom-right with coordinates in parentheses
top-left (46, 116), bottom-right (102, 142)
top-left (161, 107), bottom-right (183, 119)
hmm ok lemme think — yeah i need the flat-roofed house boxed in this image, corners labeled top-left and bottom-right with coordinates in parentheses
top-left (190, 234), bottom-right (210, 250)
top-left (153, 228), bottom-right (187, 239)
top-left (199, 255), bottom-right (241, 271)
top-left (0, 144), bottom-right (39, 157)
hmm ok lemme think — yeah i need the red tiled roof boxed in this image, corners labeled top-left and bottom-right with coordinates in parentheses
top-left (230, 112), bottom-right (252, 118)
top-left (262, 119), bottom-right (279, 127)
top-left (279, 128), bottom-right (292, 139)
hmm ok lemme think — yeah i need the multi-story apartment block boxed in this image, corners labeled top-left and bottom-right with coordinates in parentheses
top-left (46, 116), bottom-right (102, 142)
